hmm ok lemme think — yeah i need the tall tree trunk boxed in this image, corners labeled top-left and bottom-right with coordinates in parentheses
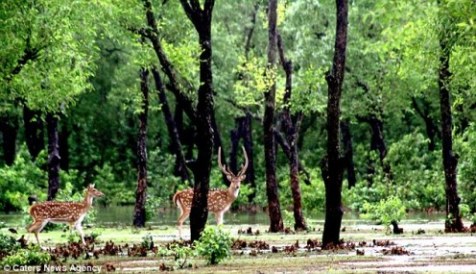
top-left (151, 67), bottom-right (191, 183)
top-left (438, 39), bottom-right (464, 232)
top-left (277, 32), bottom-right (306, 231)
top-left (46, 113), bottom-right (61, 201)
top-left (264, 0), bottom-right (283, 232)
top-left (321, 0), bottom-right (348, 247)
top-left (133, 68), bottom-right (149, 227)
top-left (179, 0), bottom-right (216, 242)
top-left (0, 115), bottom-right (18, 165)
top-left (23, 105), bottom-right (44, 159)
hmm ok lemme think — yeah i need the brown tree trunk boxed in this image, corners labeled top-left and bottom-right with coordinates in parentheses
top-left (412, 97), bottom-right (438, 151)
top-left (264, 0), bottom-right (283, 232)
top-left (133, 68), bottom-right (149, 227)
top-left (439, 40), bottom-right (464, 232)
top-left (0, 115), bottom-right (18, 166)
top-left (23, 105), bottom-right (44, 159)
top-left (321, 0), bottom-right (348, 247)
top-left (179, 0), bottom-right (216, 242)
top-left (151, 67), bottom-right (191, 183)
top-left (277, 32), bottom-right (306, 231)
top-left (46, 113), bottom-right (61, 201)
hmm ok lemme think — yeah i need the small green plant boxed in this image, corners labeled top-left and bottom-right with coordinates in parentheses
top-left (195, 226), bottom-right (232, 265)
top-left (141, 234), bottom-right (154, 249)
top-left (361, 196), bottom-right (406, 233)
top-left (0, 245), bottom-right (50, 267)
top-left (0, 233), bottom-right (19, 252)
top-left (157, 243), bottom-right (194, 269)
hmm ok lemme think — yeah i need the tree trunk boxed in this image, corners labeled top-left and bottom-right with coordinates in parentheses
top-left (23, 105), bottom-right (44, 159)
top-left (438, 40), bottom-right (464, 232)
top-left (46, 113), bottom-right (61, 201)
top-left (133, 68), bottom-right (149, 227)
top-left (179, 0), bottom-right (216, 242)
top-left (322, 0), bottom-right (348, 247)
top-left (411, 97), bottom-right (438, 151)
top-left (264, 0), bottom-right (283, 233)
top-left (0, 115), bottom-right (18, 165)
top-left (276, 32), bottom-right (306, 231)
top-left (151, 67), bottom-right (191, 183)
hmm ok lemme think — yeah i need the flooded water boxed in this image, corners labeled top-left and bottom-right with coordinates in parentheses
top-left (0, 205), bottom-right (446, 227)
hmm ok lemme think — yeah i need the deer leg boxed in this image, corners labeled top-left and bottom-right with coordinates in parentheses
top-left (177, 210), bottom-right (190, 239)
top-left (75, 223), bottom-right (86, 245)
top-left (215, 212), bottom-right (224, 225)
top-left (27, 220), bottom-right (48, 245)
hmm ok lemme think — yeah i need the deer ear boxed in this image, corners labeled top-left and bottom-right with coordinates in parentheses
top-left (89, 184), bottom-right (95, 188)
top-left (240, 175), bottom-right (246, 181)
top-left (226, 175), bottom-right (233, 182)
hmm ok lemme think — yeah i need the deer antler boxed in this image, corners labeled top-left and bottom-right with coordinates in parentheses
top-left (218, 147), bottom-right (233, 176)
top-left (237, 146), bottom-right (249, 176)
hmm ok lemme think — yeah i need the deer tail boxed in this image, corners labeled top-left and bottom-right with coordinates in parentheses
top-left (172, 192), bottom-right (179, 206)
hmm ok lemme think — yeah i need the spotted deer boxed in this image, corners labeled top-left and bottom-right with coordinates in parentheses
top-left (173, 146), bottom-right (249, 237)
top-left (27, 184), bottom-right (104, 245)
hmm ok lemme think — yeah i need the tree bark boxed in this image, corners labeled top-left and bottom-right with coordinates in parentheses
top-left (46, 113), bottom-right (61, 201)
top-left (264, 0), bottom-right (284, 233)
top-left (277, 32), bottom-right (306, 231)
top-left (179, 0), bottom-right (216, 242)
top-left (151, 67), bottom-right (191, 183)
top-left (411, 97), bottom-right (438, 151)
top-left (438, 38), bottom-right (464, 232)
top-left (322, 0), bottom-right (348, 247)
top-left (0, 115), bottom-right (18, 165)
top-left (133, 68), bottom-right (149, 227)
top-left (23, 105), bottom-right (44, 159)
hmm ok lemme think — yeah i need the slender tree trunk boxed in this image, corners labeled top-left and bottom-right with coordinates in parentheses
top-left (46, 113), bottom-right (61, 201)
top-left (438, 40), bottom-right (464, 232)
top-left (411, 97), bottom-right (438, 151)
top-left (321, 0), bottom-right (348, 247)
top-left (179, 0), bottom-right (216, 241)
top-left (133, 68), bottom-right (149, 227)
top-left (0, 116), bottom-right (18, 165)
top-left (277, 32), bottom-right (306, 231)
top-left (23, 105), bottom-right (44, 159)
top-left (152, 67), bottom-right (191, 183)
top-left (264, 0), bottom-right (283, 232)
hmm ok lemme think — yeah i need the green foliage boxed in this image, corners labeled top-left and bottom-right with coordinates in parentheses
top-left (0, 147), bottom-right (46, 212)
top-left (157, 243), bottom-right (194, 269)
top-left (195, 226), bottom-right (232, 265)
top-left (0, 233), bottom-right (19, 253)
top-left (0, 246), bottom-right (50, 267)
top-left (361, 196), bottom-right (406, 232)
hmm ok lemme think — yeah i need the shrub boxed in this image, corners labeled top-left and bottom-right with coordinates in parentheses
top-left (0, 233), bottom-right (19, 253)
top-left (361, 196), bottom-right (406, 232)
top-left (0, 246), bottom-right (50, 267)
top-left (195, 226), bottom-right (232, 265)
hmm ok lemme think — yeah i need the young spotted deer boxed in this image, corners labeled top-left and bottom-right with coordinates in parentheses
top-left (27, 184), bottom-right (104, 245)
top-left (173, 146), bottom-right (248, 237)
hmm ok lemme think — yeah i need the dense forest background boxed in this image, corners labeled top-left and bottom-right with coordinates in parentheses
top-left (0, 0), bottom-right (475, 233)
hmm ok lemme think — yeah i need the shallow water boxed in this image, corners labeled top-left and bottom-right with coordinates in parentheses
top-left (0, 205), bottom-right (447, 227)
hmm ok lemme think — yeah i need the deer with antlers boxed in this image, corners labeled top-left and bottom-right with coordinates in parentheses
top-left (27, 184), bottom-right (104, 245)
top-left (173, 146), bottom-right (249, 237)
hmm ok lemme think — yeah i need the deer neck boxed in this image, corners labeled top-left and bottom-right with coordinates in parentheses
top-left (227, 185), bottom-right (240, 200)
top-left (83, 193), bottom-right (94, 209)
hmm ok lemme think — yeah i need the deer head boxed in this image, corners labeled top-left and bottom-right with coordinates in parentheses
top-left (86, 184), bottom-right (105, 198)
top-left (218, 146), bottom-right (249, 198)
